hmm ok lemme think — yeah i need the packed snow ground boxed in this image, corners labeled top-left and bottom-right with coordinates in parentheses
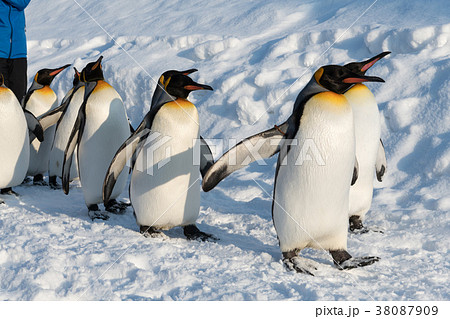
top-left (0, 0), bottom-right (449, 300)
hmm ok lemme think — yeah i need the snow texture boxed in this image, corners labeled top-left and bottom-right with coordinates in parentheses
top-left (0, 0), bottom-right (449, 300)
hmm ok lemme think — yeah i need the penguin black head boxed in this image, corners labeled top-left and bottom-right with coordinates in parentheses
top-left (161, 72), bottom-right (213, 99)
top-left (34, 64), bottom-right (71, 86)
top-left (73, 67), bottom-right (81, 87)
top-left (344, 51), bottom-right (391, 75)
top-left (80, 56), bottom-right (104, 82)
top-left (313, 65), bottom-right (385, 94)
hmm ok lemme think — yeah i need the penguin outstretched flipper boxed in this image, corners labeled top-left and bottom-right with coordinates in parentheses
top-left (202, 120), bottom-right (289, 192)
top-left (199, 136), bottom-right (214, 178)
top-left (23, 109), bottom-right (44, 142)
top-left (376, 139), bottom-right (387, 182)
top-left (102, 124), bottom-right (151, 205)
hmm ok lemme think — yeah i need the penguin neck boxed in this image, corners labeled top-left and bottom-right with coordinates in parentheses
top-left (292, 77), bottom-right (328, 114)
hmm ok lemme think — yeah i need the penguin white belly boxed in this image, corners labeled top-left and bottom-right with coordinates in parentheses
top-left (346, 84), bottom-right (381, 218)
top-left (131, 99), bottom-right (200, 229)
top-left (26, 88), bottom-right (57, 176)
top-left (0, 88), bottom-right (29, 188)
top-left (273, 92), bottom-right (355, 252)
top-left (78, 82), bottom-right (129, 206)
top-left (49, 87), bottom-right (85, 179)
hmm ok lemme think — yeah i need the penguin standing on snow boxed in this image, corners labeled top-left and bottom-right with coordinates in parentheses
top-left (203, 65), bottom-right (385, 274)
top-left (37, 68), bottom-right (85, 189)
top-left (62, 56), bottom-right (131, 220)
top-left (103, 69), bottom-right (216, 241)
top-left (343, 52), bottom-right (389, 232)
top-left (23, 64), bottom-right (71, 185)
top-left (0, 74), bottom-right (43, 201)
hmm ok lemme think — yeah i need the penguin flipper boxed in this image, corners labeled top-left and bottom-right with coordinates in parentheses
top-left (23, 109), bottom-right (44, 142)
top-left (375, 139), bottom-right (387, 182)
top-left (352, 156), bottom-right (359, 186)
top-left (62, 110), bottom-right (85, 195)
top-left (103, 126), bottom-right (151, 205)
top-left (202, 121), bottom-right (289, 192)
top-left (199, 136), bottom-right (214, 178)
top-left (37, 99), bottom-right (71, 132)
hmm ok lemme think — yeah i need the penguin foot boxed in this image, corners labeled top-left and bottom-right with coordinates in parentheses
top-left (0, 199), bottom-right (4, 205)
top-left (349, 215), bottom-right (365, 232)
top-left (330, 249), bottom-right (379, 270)
top-left (87, 205), bottom-right (109, 221)
top-left (105, 199), bottom-right (130, 214)
top-left (337, 256), bottom-right (380, 270)
top-left (283, 256), bottom-right (317, 276)
top-left (49, 176), bottom-right (61, 190)
top-left (22, 177), bottom-right (32, 184)
top-left (33, 174), bottom-right (48, 186)
top-left (1, 188), bottom-right (19, 196)
top-left (140, 226), bottom-right (168, 239)
top-left (183, 225), bottom-right (218, 242)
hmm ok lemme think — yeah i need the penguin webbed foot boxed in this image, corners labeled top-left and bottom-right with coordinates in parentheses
top-left (338, 256), bottom-right (380, 270)
top-left (87, 205), bottom-right (109, 221)
top-left (105, 199), bottom-right (130, 214)
top-left (0, 199), bottom-right (4, 205)
top-left (33, 174), bottom-right (48, 186)
top-left (349, 216), bottom-right (384, 234)
top-left (282, 255), bottom-right (317, 276)
top-left (49, 176), bottom-right (61, 190)
top-left (183, 225), bottom-right (218, 242)
top-left (140, 226), bottom-right (168, 239)
top-left (22, 177), bottom-right (32, 184)
top-left (330, 249), bottom-right (379, 270)
top-left (1, 188), bottom-right (20, 196)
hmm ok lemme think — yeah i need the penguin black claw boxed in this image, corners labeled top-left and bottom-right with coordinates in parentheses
top-left (140, 226), bottom-right (168, 239)
top-left (105, 199), bottom-right (130, 214)
top-left (183, 225), bottom-right (218, 242)
top-left (49, 176), bottom-right (61, 190)
top-left (349, 215), bottom-right (365, 232)
top-left (283, 257), bottom-right (317, 276)
top-left (337, 256), bottom-right (380, 270)
top-left (87, 205), bottom-right (109, 221)
top-left (33, 174), bottom-right (48, 186)
top-left (1, 188), bottom-right (19, 196)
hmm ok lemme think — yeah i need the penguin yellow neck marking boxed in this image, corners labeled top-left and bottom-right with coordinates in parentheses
top-left (164, 98), bottom-right (196, 110)
top-left (94, 80), bottom-right (112, 91)
top-left (309, 91), bottom-right (349, 112)
top-left (38, 85), bottom-right (54, 95)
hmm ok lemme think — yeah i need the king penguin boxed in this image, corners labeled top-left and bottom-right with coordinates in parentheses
top-left (343, 52), bottom-right (389, 232)
top-left (23, 64), bottom-right (71, 185)
top-left (62, 56), bottom-right (131, 220)
top-left (0, 74), bottom-right (43, 201)
top-left (44, 67), bottom-right (84, 189)
top-left (203, 65), bottom-right (385, 274)
top-left (103, 69), bottom-right (216, 241)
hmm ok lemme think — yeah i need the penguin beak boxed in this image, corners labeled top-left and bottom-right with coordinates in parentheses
top-left (92, 56), bottom-right (103, 70)
top-left (181, 69), bottom-right (198, 76)
top-left (184, 83), bottom-right (213, 91)
top-left (342, 74), bottom-right (385, 84)
top-left (360, 51), bottom-right (391, 72)
top-left (49, 64), bottom-right (71, 77)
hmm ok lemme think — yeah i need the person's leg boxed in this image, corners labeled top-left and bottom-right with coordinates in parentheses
top-left (7, 58), bottom-right (28, 103)
top-left (0, 58), bottom-right (10, 86)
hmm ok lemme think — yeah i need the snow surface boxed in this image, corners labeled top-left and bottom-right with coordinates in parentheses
top-left (0, 0), bottom-right (449, 300)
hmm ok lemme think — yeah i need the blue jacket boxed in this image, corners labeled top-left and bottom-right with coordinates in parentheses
top-left (0, 0), bottom-right (30, 59)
